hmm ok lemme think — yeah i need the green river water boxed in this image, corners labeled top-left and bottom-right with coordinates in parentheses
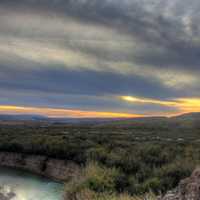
top-left (0, 166), bottom-right (64, 200)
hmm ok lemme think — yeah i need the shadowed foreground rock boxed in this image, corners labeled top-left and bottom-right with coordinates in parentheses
top-left (158, 168), bottom-right (200, 200)
top-left (0, 186), bottom-right (15, 200)
top-left (0, 193), bottom-right (15, 200)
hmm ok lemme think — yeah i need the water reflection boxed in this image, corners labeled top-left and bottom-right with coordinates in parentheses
top-left (0, 167), bottom-right (63, 200)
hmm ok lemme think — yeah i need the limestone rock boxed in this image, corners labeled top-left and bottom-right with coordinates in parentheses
top-left (159, 168), bottom-right (200, 200)
top-left (0, 186), bottom-right (16, 200)
top-left (0, 152), bottom-right (80, 182)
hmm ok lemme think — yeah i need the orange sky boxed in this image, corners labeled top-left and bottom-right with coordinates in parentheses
top-left (0, 97), bottom-right (200, 118)
top-left (0, 105), bottom-right (142, 118)
top-left (121, 96), bottom-right (200, 116)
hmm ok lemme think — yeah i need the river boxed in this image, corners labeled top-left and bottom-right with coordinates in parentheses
top-left (0, 166), bottom-right (64, 200)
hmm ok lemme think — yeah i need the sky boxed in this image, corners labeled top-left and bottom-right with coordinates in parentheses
top-left (1, 0), bottom-right (200, 118)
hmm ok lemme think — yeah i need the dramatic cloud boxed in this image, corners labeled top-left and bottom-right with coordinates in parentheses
top-left (121, 96), bottom-right (200, 114)
top-left (0, 0), bottom-right (200, 117)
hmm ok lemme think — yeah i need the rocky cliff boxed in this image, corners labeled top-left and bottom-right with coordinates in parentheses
top-left (0, 152), bottom-right (80, 182)
top-left (158, 168), bottom-right (200, 200)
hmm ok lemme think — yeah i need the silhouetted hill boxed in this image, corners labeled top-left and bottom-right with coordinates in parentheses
top-left (0, 112), bottom-right (199, 126)
top-left (0, 114), bottom-right (122, 124)
top-left (172, 112), bottom-right (200, 121)
top-left (0, 114), bottom-right (48, 121)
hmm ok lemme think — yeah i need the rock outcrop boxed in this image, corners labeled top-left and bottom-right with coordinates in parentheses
top-left (0, 186), bottom-right (16, 200)
top-left (0, 152), bottom-right (80, 182)
top-left (158, 168), bottom-right (200, 200)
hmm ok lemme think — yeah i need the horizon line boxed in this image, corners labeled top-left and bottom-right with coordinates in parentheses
top-left (0, 105), bottom-right (144, 119)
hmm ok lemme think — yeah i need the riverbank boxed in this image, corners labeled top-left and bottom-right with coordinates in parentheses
top-left (0, 152), bottom-right (80, 182)
top-left (0, 166), bottom-right (64, 200)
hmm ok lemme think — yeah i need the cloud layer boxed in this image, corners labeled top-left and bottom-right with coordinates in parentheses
top-left (0, 0), bottom-right (200, 117)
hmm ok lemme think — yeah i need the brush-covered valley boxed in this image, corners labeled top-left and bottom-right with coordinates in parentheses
top-left (0, 113), bottom-right (200, 199)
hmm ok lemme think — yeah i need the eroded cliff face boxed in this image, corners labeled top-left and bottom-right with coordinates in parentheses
top-left (0, 152), bottom-right (80, 182)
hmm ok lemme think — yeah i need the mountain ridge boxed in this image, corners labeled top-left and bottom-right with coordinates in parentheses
top-left (0, 112), bottom-right (199, 124)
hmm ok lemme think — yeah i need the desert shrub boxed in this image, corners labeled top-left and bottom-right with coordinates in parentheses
top-left (64, 162), bottom-right (147, 200)
top-left (92, 192), bottom-right (156, 200)
top-left (139, 145), bottom-right (169, 167)
top-left (105, 150), bottom-right (125, 168)
top-left (65, 188), bottom-right (156, 200)
top-left (84, 162), bottom-right (120, 192)
top-left (141, 177), bottom-right (161, 194)
top-left (115, 173), bottom-right (130, 192)
top-left (157, 161), bottom-right (193, 192)
top-left (134, 164), bottom-right (153, 183)
top-left (119, 154), bottom-right (140, 174)
top-left (64, 179), bottom-right (96, 200)
top-left (87, 147), bottom-right (109, 163)
top-left (2, 142), bottom-right (24, 152)
top-left (127, 176), bottom-right (141, 195)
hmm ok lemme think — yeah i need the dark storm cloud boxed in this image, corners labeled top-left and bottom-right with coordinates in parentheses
top-left (0, 64), bottom-right (182, 114)
top-left (2, 0), bottom-right (200, 71)
top-left (0, 64), bottom-right (180, 99)
top-left (1, 0), bottom-right (200, 115)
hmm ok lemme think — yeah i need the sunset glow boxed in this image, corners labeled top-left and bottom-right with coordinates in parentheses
top-left (121, 96), bottom-right (200, 116)
top-left (0, 105), bottom-right (142, 118)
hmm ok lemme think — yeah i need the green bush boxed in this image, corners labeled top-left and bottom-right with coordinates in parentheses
top-left (158, 161), bottom-right (193, 192)
top-left (84, 162), bottom-right (120, 192)
top-left (141, 177), bottom-right (161, 194)
top-left (87, 147), bottom-right (109, 163)
top-left (120, 154), bottom-right (140, 174)
top-left (127, 176), bottom-right (141, 195)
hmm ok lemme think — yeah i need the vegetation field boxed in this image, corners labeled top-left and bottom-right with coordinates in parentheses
top-left (0, 115), bottom-right (200, 199)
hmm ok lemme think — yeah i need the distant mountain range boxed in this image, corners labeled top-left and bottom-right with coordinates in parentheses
top-left (0, 114), bottom-right (48, 121)
top-left (171, 112), bottom-right (200, 121)
top-left (0, 114), bottom-right (123, 124)
top-left (0, 112), bottom-right (199, 124)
